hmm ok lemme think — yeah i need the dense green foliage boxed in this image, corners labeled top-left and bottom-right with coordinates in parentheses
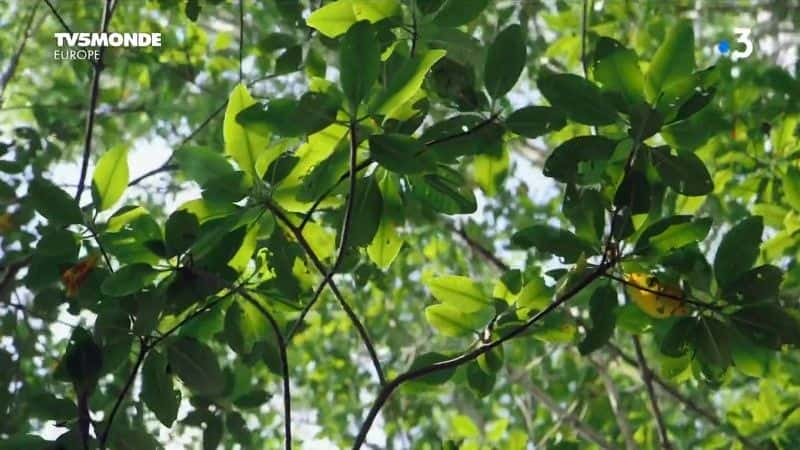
top-left (1, 0), bottom-right (800, 449)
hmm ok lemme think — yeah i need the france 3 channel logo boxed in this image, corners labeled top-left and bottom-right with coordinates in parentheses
top-left (716, 27), bottom-right (754, 60)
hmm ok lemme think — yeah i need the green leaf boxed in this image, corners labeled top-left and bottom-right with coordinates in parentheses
top-left (223, 83), bottom-right (269, 182)
top-left (425, 303), bottom-right (493, 337)
top-left (174, 146), bottom-right (235, 186)
top-left (511, 224), bottom-right (597, 263)
top-left (651, 147), bottom-right (713, 196)
top-left (731, 329), bottom-right (770, 378)
top-left (532, 311), bottom-right (577, 343)
top-left (505, 106), bottom-right (566, 138)
top-left (592, 37), bottom-right (644, 104)
top-left (613, 168), bottom-right (650, 214)
top-left (236, 91), bottom-right (339, 137)
top-left (367, 173), bottom-right (404, 269)
top-left (517, 275), bottom-right (553, 312)
top-left (100, 263), bottom-right (159, 297)
top-left (731, 305), bottom-right (800, 350)
top-left (645, 19), bottom-right (695, 100)
top-left (223, 300), bottom-right (270, 355)
top-left (28, 178), bottom-right (83, 225)
top-left (714, 216), bottom-right (763, 288)
top-left (782, 166), bottom-right (800, 212)
top-left (660, 317), bottom-right (697, 357)
top-left (340, 21), bottom-right (380, 113)
top-left (409, 168), bottom-right (477, 215)
top-left (484, 24), bottom-right (526, 99)
top-left (165, 210), bottom-right (200, 257)
top-left (370, 50), bottom-right (447, 117)
top-left (635, 215), bottom-right (712, 254)
top-left (477, 345), bottom-right (504, 373)
top-left (578, 285), bottom-right (617, 355)
top-left (422, 115), bottom-right (504, 159)
top-left (408, 352), bottom-right (456, 386)
top-left (538, 73), bottom-right (619, 125)
top-left (344, 175), bottom-right (383, 248)
top-left (306, 0), bottom-right (400, 38)
top-left (141, 351), bottom-right (180, 427)
top-left (473, 149), bottom-right (508, 196)
top-left (368, 134), bottom-right (431, 174)
top-left (694, 317), bottom-right (732, 370)
top-left (431, 0), bottom-right (488, 27)
top-left (167, 337), bottom-right (225, 396)
top-left (466, 361), bottom-right (495, 397)
top-left (56, 327), bottom-right (103, 394)
top-left (543, 135), bottom-right (618, 184)
top-left (91, 145), bottom-right (129, 211)
top-left (722, 265), bottom-right (782, 304)
top-left (422, 273), bottom-right (489, 312)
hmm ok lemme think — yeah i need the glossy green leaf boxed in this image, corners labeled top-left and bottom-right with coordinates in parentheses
top-left (165, 210), bottom-right (200, 256)
top-left (645, 19), bottom-right (695, 99)
top-left (505, 106), bottom-right (567, 138)
top-left (782, 166), bottom-right (800, 212)
top-left (223, 83), bottom-right (269, 182)
top-left (370, 50), bottom-right (447, 117)
top-left (343, 175), bottom-right (383, 248)
top-left (409, 168), bottom-right (477, 214)
top-left (141, 351), bottom-right (180, 427)
top-left (651, 146), bottom-right (713, 196)
top-left (431, 0), bottom-right (488, 27)
top-left (425, 303), bottom-right (493, 337)
top-left (511, 224), bottom-right (598, 263)
top-left (543, 136), bottom-right (618, 184)
top-left (484, 24), bottom-right (526, 99)
top-left (368, 134), bottom-right (431, 174)
top-left (174, 147), bottom-right (235, 186)
top-left (714, 216), bottom-right (763, 288)
top-left (28, 178), bottom-right (83, 225)
top-left (578, 285), bottom-right (617, 355)
top-left (306, 0), bottom-right (400, 38)
top-left (593, 37), bottom-right (644, 104)
top-left (100, 263), bottom-right (159, 297)
top-left (466, 361), bottom-right (495, 397)
top-left (408, 352), bottom-right (456, 385)
top-left (340, 21), bottom-right (380, 112)
top-left (538, 73), bottom-right (619, 125)
top-left (91, 145), bottom-right (129, 211)
top-left (635, 215), bottom-right (712, 255)
top-left (167, 337), bottom-right (225, 396)
top-left (423, 273), bottom-right (489, 312)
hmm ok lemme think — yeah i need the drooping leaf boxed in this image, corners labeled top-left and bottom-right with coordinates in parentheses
top-left (91, 145), bottom-right (129, 211)
top-left (167, 337), bottom-right (225, 396)
top-left (165, 210), bottom-right (200, 257)
top-left (694, 317), bottom-right (732, 370)
top-left (538, 73), bottom-right (619, 125)
top-left (651, 146), bottom-right (713, 196)
top-left (714, 216), bottom-right (763, 288)
top-left (367, 173), bottom-right (404, 269)
top-left (141, 351), bottom-right (180, 427)
top-left (484, 24), bottom-right (526, 99)
top-left (343, 175), bottom-right (383, 249)
top-left (340, 21), bottom-right (380, 113)
top-left (466, 361), bottom-right (495, 397)
top-left (223, 83), bottom-right (269, 182)
top-left (578, 285), bottom-right (617, 355)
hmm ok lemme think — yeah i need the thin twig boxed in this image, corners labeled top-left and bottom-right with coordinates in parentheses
top-left (74, 0), bottom-right (115, 204)
top-left (0, 3), bottom-right (39, 106)
top-left (632, 335), bottom-right (672, 450)
top-left (42, 0), bottom-right (72, 34)
top-left (239, 0), bottom-right (245, 82)
top-left (98, 337), bottom-right (148, 450)
top-left (529, 383), bottom-right (614, 449)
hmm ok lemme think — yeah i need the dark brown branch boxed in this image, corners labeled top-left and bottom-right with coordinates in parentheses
top-left (0, 3), bottom-right (39, 105)
top-left (602, 272), bottom-right (723, 311)
top-left (238, 290), bottom-right (291, 450)
top-left (98, 337), bottom-right (148, 450)
top-left (632, 335), bottom-right (672, 450)
top-left (350, 259), bottom-right (615, 449)
top-left (74, 0), bottom-right (114, 204)
top-left (264, 199), bottom-right (386, 385)
top-left (42, 0), bottom-right (73, 34)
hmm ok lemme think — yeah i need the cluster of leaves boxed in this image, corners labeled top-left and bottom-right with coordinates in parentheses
top-left (2, 0), bottom-right (800, 449)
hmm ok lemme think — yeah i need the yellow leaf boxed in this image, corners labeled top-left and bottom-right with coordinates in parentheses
top-left (625, 272), bottom-right (689, 319)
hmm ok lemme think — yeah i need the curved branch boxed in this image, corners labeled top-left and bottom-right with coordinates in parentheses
top-left (632, 335), bottom-right (672, 450)
top-left (350, 259), bottom-right (615, 449)
top-left (98, 337), bottom-right (148, 450)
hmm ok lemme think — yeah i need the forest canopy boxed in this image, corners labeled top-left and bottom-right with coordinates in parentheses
top-left (1, 0), bottom-right (800, 449)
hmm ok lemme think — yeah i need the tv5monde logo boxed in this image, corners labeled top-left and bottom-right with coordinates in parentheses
top-left (717, 27), bottom-right (754, 60)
